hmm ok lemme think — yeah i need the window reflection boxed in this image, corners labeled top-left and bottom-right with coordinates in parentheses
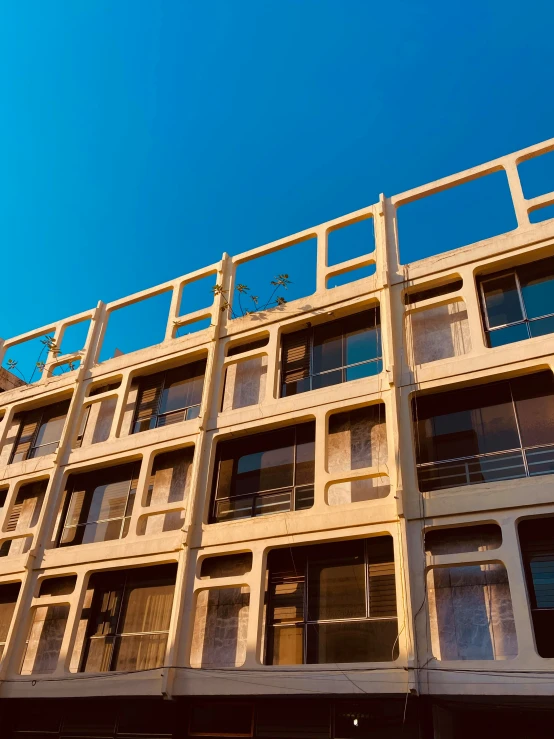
top-left (480, 256), bottom-right (554, 347)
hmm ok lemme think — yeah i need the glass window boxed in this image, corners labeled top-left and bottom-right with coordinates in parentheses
top-left (133, 360), bottom-right (205, 433)
top-left (80, 564), bottom-right (176, 673)
top-left (212, 423), bottom-right (315, 522)
top-left (158, 363), bottom-right (204, 418)
top-left (0, 582), bottom-right (20, 661)
top-left (482, 274), bottom-right (524, 328)
top-left (308, 541), bottom-right (366, 621)
top-left (488, 322), bottom-right (529, 347)
top-left (518, 257), bottom-right (554, 319)
top-left (312, 321), bottom-right (343, 374)
top-left (414, 381), bottom-right (519, 464)
top-left (281, 309), bottom-right (382, 397)
top-left (266, 537), bottom-right (398, 666)
top-left (11, 400), bottom-right (70, 463)
top-left (32, 405), bottom-right (68, 457)
top-left (59, 463), bottom-right (138, 547)
top-left (480, 256), bottom-right (554, 347)
top-left (345, 311), bottom-right (380, 366)
top-left (413, 372), bottom-right (554, 491)
top-left (518, 517), bottom-right (554, 657)
top-left (512, 372), bottom-right (554, 448)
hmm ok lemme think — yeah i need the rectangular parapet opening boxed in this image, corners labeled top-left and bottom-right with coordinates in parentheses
top-left (177, 272), bottom-right (217, 317)
top-left (530, 202), bottom-right (554, 224)
top-left (59, 319), bottom-right (91, 356)
top-left (174, 315), bottom-right (212, 338)
top-left (232, 237), bottom-right (316, 318)
top-left (397, 169), bottom-right (517, 263)
top-left (2, 333), bottom-right (56, 387)
top-left (327, 216), bottom-right (375, 267)
top-left (99, 290), bottom-right (172, 362)
top-left (518, 148), bottom-right (554, 199)
top-left (327, 262), bottom-right (376, 289)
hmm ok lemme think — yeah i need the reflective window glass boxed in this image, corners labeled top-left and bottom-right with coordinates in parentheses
top-left (312, 322), bottom-right (343, 374)
top-left (482, 274), bottom-right (524, 327)
top-left (519, 257), bottom-right (554, 319)
top-left (489, 322), bottom-right (529, 347)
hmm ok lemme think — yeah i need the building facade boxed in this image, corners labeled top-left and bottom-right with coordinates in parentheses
top-left (1, 138), bottom-right (554, 738)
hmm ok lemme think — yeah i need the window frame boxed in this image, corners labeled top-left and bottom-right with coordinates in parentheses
top-left (210, 423), bottom-right (315, 523)
top-left (132, 361), bottom-right (205, 434)
top-left (280, 309), bottom-right (382, 398)
top-left (479, 261), bottom-right (554, 345)
top-left (265, 538), bottom-right (398, 666)
top-left (0, 582), bottom-right (21, 661)
top-left (79, 565), bottom-right (176, 674)
top-left (10, 401), bottom-right (69, 464)
top-left (57, 463), bottom-right (140, 548)
top-left (413, 373), bottom-right (554, 492)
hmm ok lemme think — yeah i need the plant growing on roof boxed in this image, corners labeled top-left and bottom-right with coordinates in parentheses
top-left (4, 335), bottom-right (78, 385)
top-left (212, 274), bottom-right (292, 318)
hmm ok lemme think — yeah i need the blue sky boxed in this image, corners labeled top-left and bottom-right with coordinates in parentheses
top-left (1, 1), bottom-right (554, 374)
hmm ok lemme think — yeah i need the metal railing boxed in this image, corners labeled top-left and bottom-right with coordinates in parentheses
top-left (213, 484), bottom-right (314, 522)
top-left (417, 443), bottom-right (554, 492)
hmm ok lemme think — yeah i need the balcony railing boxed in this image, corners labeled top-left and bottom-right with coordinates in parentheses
top-left (416, 443), bottom-right (554, 492)
top-left (213, 484), bottom-right (314, 522)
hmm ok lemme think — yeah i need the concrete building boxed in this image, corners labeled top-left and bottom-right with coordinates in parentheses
top-left (1, 137), bottom-right (554, 738)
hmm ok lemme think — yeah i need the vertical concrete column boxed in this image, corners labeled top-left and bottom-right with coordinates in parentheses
top-left (165, 278), bottom-right (183, 341)
top-left (243, 546), bottom-right (266, 667)
top-left (110, 369), bottom-right (133, 439)
top-left (498, 518), bottom-right (537, 658)
top-left (169, 255), bottom-right (232, 686)
top-left (161, 545), bottom-right (191, 698)
top-left (31, 302), bottom-right (107, 561)
top-left (504, 159), bottom-right (530, 229)
top-left (56, 572), bottom-right (88, 675)
top-left (377, 193), bottom-right (418, 670)
top-left (264, 324), bottom-right (280, 403)
top-left (312, 406), bottom-right (328, 512)
top-left (315, 225), bottom-right (328, 294)
top-left (458, 264), bottom-right (486, 352)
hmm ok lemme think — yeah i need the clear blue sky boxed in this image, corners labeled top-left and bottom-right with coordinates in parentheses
top-left (1, 1), bottom-right (554, 371)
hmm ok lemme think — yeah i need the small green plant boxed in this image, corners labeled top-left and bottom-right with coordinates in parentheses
top-left (212, 274), bottom-right (292, 318)
top-left (4, 335), bottom-right (77, 385)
